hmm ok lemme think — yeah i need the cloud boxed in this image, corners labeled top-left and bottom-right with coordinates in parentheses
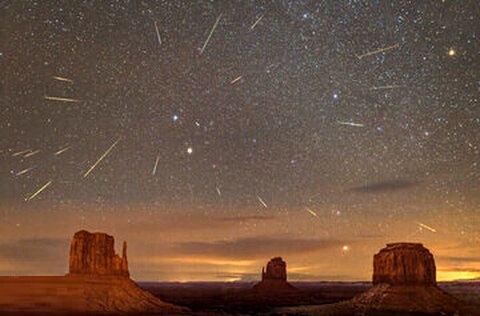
top-left (0, 238), bottom-right (69, 261)
top-left (0, 238), bottom-right (70, 274)
top-left (171, 237), bottom-right (346, 260)
top-left (216, 272), bottom-right (360, 282)
top-left (216, 215), bottom-right (275, 222)
top-left (350, 180), bottom-right (416, 194)
top-left (437, 256), bottom-right (480, 263)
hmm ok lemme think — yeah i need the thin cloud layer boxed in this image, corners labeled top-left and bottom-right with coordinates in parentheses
top-left (171, 237), bottom-right (347, 259)
top-left (0, 238), bottom-right (69, 275)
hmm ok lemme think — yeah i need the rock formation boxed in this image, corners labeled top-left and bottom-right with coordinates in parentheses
top-left (69, 230), bottom-right (129, 277)
top-left (373, 242), bottom-right (436, 286)
top-left (253, 257), bottom-right (296, 292)
top-left (262, 257), bottom-right (287, 281)
top-left (351, 242), bottom-right (462, 315)
top-left (0, 230), bottom-right (188, 314)
top-left (277, 242), bottom-right (477, 315)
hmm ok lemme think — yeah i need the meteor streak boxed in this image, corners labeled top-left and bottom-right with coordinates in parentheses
top-left (337, 120), bottom-right (365, 127)
top-left (370, 84), bottom-right (403, 91)
top-left (357, 44), bottom-right (399, 59)
top-left (200, 14), bottom-right (222, 55)
top-left (216, 186), bottom-right (222, 196)
top-left (24, 150), bottom-right (41, 158)
top-left (154, 21), bottom-right (162, 45)
top-left (250, 14), bottom-right (264, 31)
top-left (12, 149), bottom-right (31, 157)
top-left (52, 76), bottom-right (73, 83)
top-left (152, 156), bottom-right (160, 175)
top-left (305, 207), bottom-right (318, 218)
top-left (54, 146), bottom-right (71, 156)
top-left (230, 75), bottom-right (243, 84)
top-left (44, 96), bottom-right (80, 103)
top-left (257, 195), bottom-right (268, 208)
top-left (83, 138), bottom-right (121, 178)
top-left (416, 221), bottom-right (437, 233)
top-left (27, 180), bottom-right (52, 201)
top-left (16, 167), bottom-right (35, 176)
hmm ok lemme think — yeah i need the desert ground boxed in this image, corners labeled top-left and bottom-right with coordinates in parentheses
top-left (140, 280), bottom-right (480, 315)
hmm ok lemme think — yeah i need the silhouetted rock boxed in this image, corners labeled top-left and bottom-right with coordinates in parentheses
top-left (373, 242), bottom-right (436, 286)
top-left (263, 257), bottom-right (287, 281)
top-left (253, 257), bottom-right (296, 292)
top-left (69, 230), bottom-right (129, 276)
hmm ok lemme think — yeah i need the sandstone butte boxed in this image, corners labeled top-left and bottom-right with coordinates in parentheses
top-left (0, 230), bottom-right (187, 315)
top-left (351, 242), bottom-right (464, 315)
top-left (253, 257), bottom-right (296, 292)
top-left (69, 230), bottom-right (129, 276)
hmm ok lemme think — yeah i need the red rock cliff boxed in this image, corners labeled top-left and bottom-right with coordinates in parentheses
top-left (69, 230), bottom-right (129, 277)
top-left (373, 242), bottom-right (436, 286)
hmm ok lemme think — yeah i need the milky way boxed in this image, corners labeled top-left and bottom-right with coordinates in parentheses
top-left (1, 1), bottom-right (479, 281)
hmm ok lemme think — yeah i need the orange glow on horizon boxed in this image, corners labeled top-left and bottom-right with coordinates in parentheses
top-left (141, 256), bottom-right (258, 267)
top-left (437, 270), bottom-right (480, 281)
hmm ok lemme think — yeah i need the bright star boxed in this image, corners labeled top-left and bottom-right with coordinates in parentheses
top-left (448, 48), bottom-right (456, 56)
top-left (187, 147), bottom-right (193, 154)
top-left (173, 114), bottom-right (179, 121)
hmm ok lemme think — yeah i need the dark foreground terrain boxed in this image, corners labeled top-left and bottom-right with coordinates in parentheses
top-left (140, 281), bottom-right (369, 314)
top-left (140, 280), bottom-right (480, 315)
top-left (0, 278), bottom-right (478, 315)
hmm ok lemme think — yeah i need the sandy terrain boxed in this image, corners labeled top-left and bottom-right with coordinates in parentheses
top-left (0, 275), bottom-right (187, 315)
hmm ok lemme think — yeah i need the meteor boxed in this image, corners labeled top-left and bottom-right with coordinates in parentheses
top-left (12, 149), bottom-right (31, 157)
top-left (370, 85), bottom-right (403, 91)
top-left (200, 14), bottom-right (222, 55)
top-left (52, 76), bottom-right (73, 83)
top-left (250, 14), bottom-right (264, 31)
top-left (154, 21), bottom-right (162, 45)
top-left (54, 146), bottom-right (71, 156)
top-left (337, 120), bottom-right (365, 127)
top-left (230, 75), bottom-right (243, 84)
top-left (416, 221), bottom-right (437, 233)
top-left (83, 138), bottom-right (121, 178)
top-left (44, 96), bottom-right (80, 103)
top-left (27, 180), bottom-right (52, 201)
top-left (24, 149), bottom-right (41, 158)
top-left (257, 195), bottom-right (268, 208)
top-left (357, 44), bottom-right (399, 59)
top-left (16, 166), bottom-right (35, 176)
top-left (305, 207), bottom-right (318, 218)
top-left (152, 156), bottom-right (160, 175)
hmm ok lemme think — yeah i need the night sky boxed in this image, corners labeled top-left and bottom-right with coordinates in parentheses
top-left (1, 1), bottom-right (479, 282)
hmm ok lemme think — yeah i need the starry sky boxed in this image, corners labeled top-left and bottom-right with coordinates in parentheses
top-left (1, 0), bottom-right (479, 282)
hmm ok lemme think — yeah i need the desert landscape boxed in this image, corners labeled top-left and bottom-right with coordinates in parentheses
top-left (0, 231), bottom-right (479, 315)
top-left (2, 1), bottom-right (479, 315)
